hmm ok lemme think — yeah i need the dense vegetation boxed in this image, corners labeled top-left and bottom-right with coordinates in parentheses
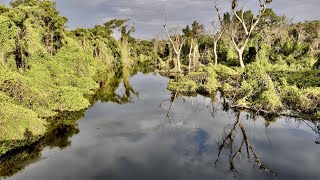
top-left (0, 0), bottom-right (156, 156)
top-left (158, 0), bottom-right (320, 119)
top-left (1, 0), bottom-right (320, 158)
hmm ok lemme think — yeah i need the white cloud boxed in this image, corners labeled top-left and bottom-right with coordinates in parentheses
top-left (1, 0), bottom-right (320, 39)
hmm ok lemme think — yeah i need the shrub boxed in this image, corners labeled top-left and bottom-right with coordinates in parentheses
top-left (48, 86), bottom-right (90, 112)
top-left (0, 101), bottom-right (47, 142)
top-left (167, 76), bottom-right (197, 93)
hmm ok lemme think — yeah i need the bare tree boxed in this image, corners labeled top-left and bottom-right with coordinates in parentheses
top-left (163, 18), bottom-right (185, 72)
top-left (188, 38), bottom-right (194, 73)
top-left (210, 21), bottom-right (224, 67)
top-left (215, 0), bottom-right (272, 69)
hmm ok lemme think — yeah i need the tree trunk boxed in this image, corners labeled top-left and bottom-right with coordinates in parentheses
top-left (188, 39), bottom-right (193, 73)
top-left (177, 54), bottom-right (181, 72)
top-left (51, 32), bottom-right (53, 56)
top-left (193, 44), bottom-right (199, 70)
top-left (238, 50), bottom-right (245, 69)
top-left (213, 41), bottom-right (218, 67)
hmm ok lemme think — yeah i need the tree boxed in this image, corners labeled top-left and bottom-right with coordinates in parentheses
top-left (215, 0), bottom-right (273, 68)
top-left (39, 0), bottom-right (68, 56)
top-left (0, 15), bottom-right (17, 63)
top-left (104, 19), bottom-right (135, 43)
top-left (163, 18), bottom-right (185, 72)
top-left (182, 21), bottom-right (205, 72)
top-left (210, 21), bottom-right (224, 67)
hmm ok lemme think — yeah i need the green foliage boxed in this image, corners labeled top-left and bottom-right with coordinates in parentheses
top-left (0, 0), bottom-right (156, 155)
top-left (49, 86), bottom-right (90, 112)
top-left (232, 62), bottom-right (283, 112)
top-left (270, 70), bottom-right (320, 88)
top-left (202, 64), bottom-right (219, 94)
top-left (0, 15), bottom-right (17, 63)
top-left (167, 77), bottom-right (198, 93)
top-left (0, 101), bottom-right (47, 142)
top-left (280, 79), bottom-right (320, 116)
top-left (215, 64), bottom-right (241, 83)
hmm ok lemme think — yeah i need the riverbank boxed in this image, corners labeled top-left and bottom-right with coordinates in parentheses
top-left (166, 62), bottom-right (320, 120)
top-left (1, 72), bottom-right (319, 179)
top-left (0, 1), bottom-right (157, 157)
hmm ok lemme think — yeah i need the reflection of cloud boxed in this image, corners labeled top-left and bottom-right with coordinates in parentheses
top-left (9, 73), bottom-right (320, 180)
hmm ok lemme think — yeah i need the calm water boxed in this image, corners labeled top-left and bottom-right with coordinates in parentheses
top-left (1, 72), bottom-right (320, 180)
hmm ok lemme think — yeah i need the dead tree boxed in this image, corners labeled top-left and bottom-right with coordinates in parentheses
top-left (188, 38), bottom-right (194, 73)
top-left (163, 19), bottom-right (185, 72)
top-left (187, 21), bottom-right (205, 73)
top-left (188, 40), bottom-right (200, 73)
top-left (215, 0), bottom-right (272, 69)
top-left (210, 21), bottom-right (224, 67)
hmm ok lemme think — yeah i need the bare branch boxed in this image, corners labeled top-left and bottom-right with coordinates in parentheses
top-left (233, 8), bottom-right (249, 35)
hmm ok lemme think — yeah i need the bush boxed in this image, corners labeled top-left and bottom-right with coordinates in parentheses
top-left (0, 101), bottom-right (47, 142)
top-left (167, 77), bottom-right (197, 93)
top-left (299, 88), bottom-right (320, 113)
top-left (235, 62), bottom-right (283, 112)
top-left (49, 86), bottom-right (90, 112)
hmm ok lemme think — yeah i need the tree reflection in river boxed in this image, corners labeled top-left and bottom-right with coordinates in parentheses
top-left (215, 112), bottom-right (277, 177)
top-left (1, 71), bottom-right (319, 180)
top-left (0, 61), bottom-right (149, 178)
top-left (0, 113), bottom-right (82, 178)
top-left (160, 92), bottom-right (278, 177)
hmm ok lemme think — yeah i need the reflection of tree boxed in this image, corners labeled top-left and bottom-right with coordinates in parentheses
top-left (115, 67), bottom-right (139, 104)
top-left (91, 63), bottom-right (142, 105)
top-left (1, 58), bottom-right (150, 178)
top-left (0, 112), bottom-right (82, 178)
top-left (215, 112), bottom-right (277, 176)
top-left (158, 92), bottom-right (178, 126)
top-left (46, 124), bottom-right (80, 149)
top-left (0, 124), bottom-right (80, 178)
top-left (302, 120), bottom-right (320, 144)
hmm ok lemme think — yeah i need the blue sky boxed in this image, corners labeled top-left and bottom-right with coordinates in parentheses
top-left (1, 0), bottom-right (320, 39)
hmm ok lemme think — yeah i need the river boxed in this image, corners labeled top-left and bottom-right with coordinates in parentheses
top-left (1, 72), bottom-right (319, 180)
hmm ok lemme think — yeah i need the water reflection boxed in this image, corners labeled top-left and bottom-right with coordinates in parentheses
top-left (91, 64), bottom-right (140, 104)
top-left (0, 62), bottom-right (146, 178)
top-left (1, 70), bottom-right (320, 180)
top-left (215, 112), bottom-right (277, 176)
top-left (0, 115), bottom-right (81, 178)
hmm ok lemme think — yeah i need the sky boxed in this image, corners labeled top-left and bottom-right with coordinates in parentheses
top-left (1, 0), bottom-right (320, 39)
